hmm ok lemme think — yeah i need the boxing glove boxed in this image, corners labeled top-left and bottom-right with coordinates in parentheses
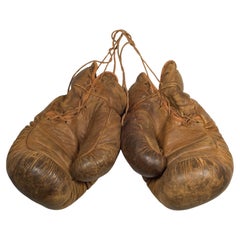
top-left (121, 60), bottom-right (233, 210)
top-left (7, 62), bottom-right (127, 209)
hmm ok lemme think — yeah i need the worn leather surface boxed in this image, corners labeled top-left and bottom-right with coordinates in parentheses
top-left (7, 62), bottom-right (126, 209)
top-left (121, 60), bottom-right (233, 210)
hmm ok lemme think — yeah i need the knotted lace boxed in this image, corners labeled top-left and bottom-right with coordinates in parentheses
top-left (66, 29), bottom-right (161, 124)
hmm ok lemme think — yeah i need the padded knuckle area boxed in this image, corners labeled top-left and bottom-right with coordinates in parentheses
top-left (8, 152), bottom-right (73, 209)
top-left (151, 157), bottom-right (231, 210)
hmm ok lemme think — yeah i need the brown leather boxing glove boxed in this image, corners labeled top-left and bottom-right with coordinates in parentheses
top-left (7, 62), bottom-right (127, 209)
top-left (121, 60), bottom-right (233, 210)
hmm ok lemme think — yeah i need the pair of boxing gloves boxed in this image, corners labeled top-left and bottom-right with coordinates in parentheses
top-left (6, 60), bottom-right (233, 210)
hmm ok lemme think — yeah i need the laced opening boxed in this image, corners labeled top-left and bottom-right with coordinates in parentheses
top-left (67, 30), bottom-right (129, 93)
top-left (66, 29), bottom-right (161, 124)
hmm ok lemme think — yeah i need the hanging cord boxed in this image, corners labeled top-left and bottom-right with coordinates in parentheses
top-left (68, 29), bottom-right (159, 92)
top-left (110, 29), bottom-right (161, 124)
top-left (110, 31), bottom-right (131, 123)
top-left (111, 30), bottom-right (160, 88)
top-left (64, 30), bottom-right (134, 126)
top-left (67, 29), bottom-right (134, 93)
top-left (66, 30), bottom-right (160, 124)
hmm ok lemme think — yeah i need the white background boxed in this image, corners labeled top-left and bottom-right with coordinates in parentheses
top-left (1, 0), bottom-right (239, 239)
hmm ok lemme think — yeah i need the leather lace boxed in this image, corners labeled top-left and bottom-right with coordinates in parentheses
top-left (67, 30), bottom-right (161, 123)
